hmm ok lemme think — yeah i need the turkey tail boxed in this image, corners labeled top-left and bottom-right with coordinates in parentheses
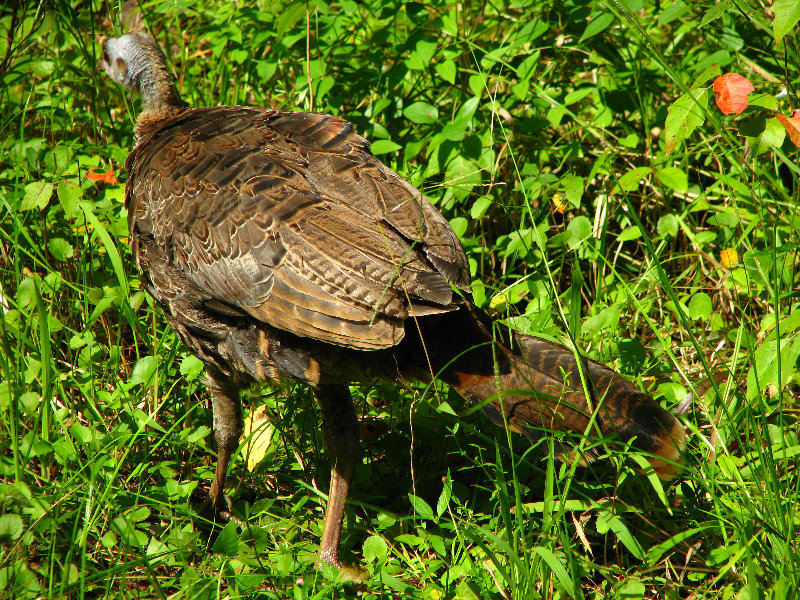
top-left (512, 334), bottom-right (685, 478)
top-left (421, 305), bottom-right (685, 479)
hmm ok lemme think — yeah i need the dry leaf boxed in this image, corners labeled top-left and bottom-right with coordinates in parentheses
top-left (713, 73), bottom-right (754, 115)
top-left (775, 109), bottom-right (800, 148)
top-left (720, 248), bottom-right (739, 267)
top-left (572, 512), bottom-right (593, 556)
top-left (240, 408), bottom-right (275, 472)
top-left (552, 193), bottom-right (568, 214)
top-left (86, 167), bottom-right (118, 184)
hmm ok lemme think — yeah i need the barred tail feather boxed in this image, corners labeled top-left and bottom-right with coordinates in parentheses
top-left (445, 330), bottom-right (685, 479)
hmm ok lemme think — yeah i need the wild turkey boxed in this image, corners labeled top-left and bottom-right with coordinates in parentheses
top-left (100, 32), bottom-right (685, 569)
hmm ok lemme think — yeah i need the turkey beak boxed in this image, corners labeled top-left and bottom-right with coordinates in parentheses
top-left (98, 38), bottom-right (109, 69)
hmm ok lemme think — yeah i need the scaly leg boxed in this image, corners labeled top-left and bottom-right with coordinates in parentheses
top-left (203, 369), bottom-right (242, 520)
top-left (314, 384), bottom-right (360, 568)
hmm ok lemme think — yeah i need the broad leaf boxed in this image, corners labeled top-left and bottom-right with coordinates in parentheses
top-left (664, 88), bottom-right (709, 155)
top-left (713, 73), bottom-right (754, 115)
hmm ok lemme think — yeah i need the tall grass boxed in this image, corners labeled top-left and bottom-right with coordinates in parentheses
top-left (1, 1), bottom-right (798, 598)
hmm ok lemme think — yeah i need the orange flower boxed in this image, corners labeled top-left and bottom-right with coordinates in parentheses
top-left (86, 167), bottom-right (118, 184)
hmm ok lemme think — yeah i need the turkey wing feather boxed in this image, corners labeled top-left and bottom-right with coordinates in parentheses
top-left (126, 107), bottom-right (469, 349)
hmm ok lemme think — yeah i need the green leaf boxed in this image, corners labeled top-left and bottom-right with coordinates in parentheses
top-left (688, 292), bottom-right (713, 320)
top-left (441, 8), bottom-right (459, 36)
top-left (607, 514), bottom-right (645, 560)
top-left (0, 514), bottom-right (23, 541)
top-left (146, 537), bottom-right (170, 563)
top-left (619, 580), bottom-right (646, 599)
top-left (566, 215), bottom-right (592, 249)
top-left (700, 0), bottom-right (732, 27)
top-left (362, 535), bottom-right (388, 563)
top-left (488, 282), bottom-right (528, 311)
top-left (186, 425), bottom-right (212, 444)
top-left (747, 334), bottom-right (800, 400)
top-left (564, 87), bottom-right (594, 105)
top-left (370, 139), bottom-right (402, 155)
top-left (618, 226), bottom-right (642, 242)
top-left (561, 173), bottom-right (584, 207)
top-left (512, 79), bottom-right (530, 100)
top-left (547, 105), bottom-right (566, 127)
top-left (212, 521), bottom-right (239, 556)
top-left (614, 166), bottom-right (653, 193)
top-left (746, 92), bottom-right (778, 111)
top-left (664, 88), bottom-right (709, 155)
top-left (57, 180), bottom-right (82, 218)
top-left (445, 155), bottom-right (481, 201)
top-left (48, 238), bottom-right (74, 262)
top-left (129, 356), bottom-right (158, 386)
top-left (530, 547), bottom-right (575, 597)
top-left (690, 63), bottom-right (722, 89)
top-left (470, 195), bottom-right (492, 219)
top-left (395, 533), bottom-right (423, 546)
top-left (440, 119), bottom-right (467, 141)
top-left (619, 133), bottom-right (640, 148)
top-left (427, 532), bottom-right (446, 555)
top-left (657, 213), bottom-right (679, 238)
top-left (656, 166), bottom-right (688, 194)
top-left (618, 339), bottom-right (646, 371)
top-left (743, 117), bottom-right (786, 156)
top-left (404, 101), bottom-right (439, 124)
top-left (645, 526), bottom-right (713, 564)
top-left (449, 216), bottom-right (468, 238)
top-left (406, 39), bottom-right (437, 71)
top-left (112, 516), bottom-right (147, 547)
top-left (21, 181), bottom-right (53, 211)
top-left (69, 423), bottom-right (93, 444)
top-left (436, 473), bottom-right (452, 517)
top-left (256, 60), bottom-right (277, 81)
top-left (179, 355), bottom-right (205, 381)
top-left (471, 280), bottom-right (486, 307)
top-left (580, 13), bottom-right (614, 41)
top-left (101, 530), bottom-right (117, 548)
top-left (275, 1), bottom-right (306, 41)
top-left (17, 277), bottom-right (38, 311)
top-left (81, 202), bottom-right (129, 293)
top-left (19, 391), bottom-right (40, 414)
top-left (581, 306), bottom-right (620, 336)
top-left (127, 506), bottom-right (150, 522)
top-left (658, 0), bottom-right (690, 25)
top-left (435, 59), bottom-right (457, 84)
top-left (737, 113), bottom-right (765, 136)
top-left (456, 96), bottom-right (481, 122)
top-left (313, 77), bottom-right (334, 102)
top-left (230, 49), bottom-right (248, 65)
top-left (773, 0), bottom-right (800, 42)
top-left (408, 493), bottom-right (435, 520)
top-left (379, 571), bottom-right (416, 594)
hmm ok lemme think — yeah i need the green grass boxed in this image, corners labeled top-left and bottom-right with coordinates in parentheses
top-left (1, 0), bottom-right (799, 598)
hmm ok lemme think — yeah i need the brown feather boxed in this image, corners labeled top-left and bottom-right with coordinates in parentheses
top-left (105, 31), bottom-right (685, 570)
top-left (127, 107), bottom-right (465, 349)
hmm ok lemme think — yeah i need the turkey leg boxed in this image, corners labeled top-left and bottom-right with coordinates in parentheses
top-left (314, 384), bottom-right (360, 568)
top-left (205, 370), bottom-right (243, 520)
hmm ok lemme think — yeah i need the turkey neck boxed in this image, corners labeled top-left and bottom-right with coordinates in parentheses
top-left (128, 42), bottom-right (187, 138)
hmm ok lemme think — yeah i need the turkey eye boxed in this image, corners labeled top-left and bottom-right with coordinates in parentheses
top-left (102, 50), bottom-right (110, 64)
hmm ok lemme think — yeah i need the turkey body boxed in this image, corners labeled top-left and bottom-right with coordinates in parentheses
top-left (126, 104), bottom-right (685, 569)
top-left (128, 106), bottom-right (470, 385)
